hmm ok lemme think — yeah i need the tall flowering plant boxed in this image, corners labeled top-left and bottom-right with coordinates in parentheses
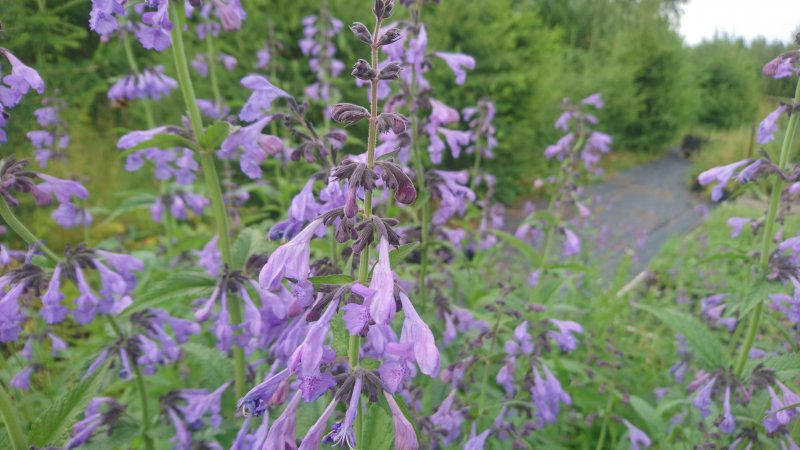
top-left (234, 1), bottom-right (438, 448)
top-left (654, 36), bottom-right (800, 448)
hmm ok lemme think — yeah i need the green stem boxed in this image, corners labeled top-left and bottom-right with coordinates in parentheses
top-left (734, 77), bottom-right (800, 377)
top-left (476, 312), bottom-right (502, 422)
top-left (107, 317), bottom-right (154, 450)
top-left (408, 21), bottom-right (430, 311)
top-left (0, 197), bottom-right (59, 262)
top-left (205, 35), bottom-right (224, 107)
top-left (594, 392), bottom-right (615, 450)
top-left (168, 2), bottom-right (246, 398)
top-left (0, 384), bottom-right (26, 450)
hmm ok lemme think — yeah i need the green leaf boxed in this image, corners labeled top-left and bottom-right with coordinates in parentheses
top-left (389, 242), bottom-right (418, 266)
top-left (183, 343), bottom-right (234, 388)
top-left (636, 304), bottom-right (729, 370)
top-left (118, 133), bottom-right (196, 158)
top-left (308, 274), bottom-right (355, 286)
top-left (377, 149), bottom-right (401, 161)
top-left (199, 121), bottom-right (231, 149)
top-left (743, 353), bottom-right (800, 382)
top-left (231, 227), bottom-right (267, 269)
top-left (729, 279), bottom-right (774, 319)
top-left (28, 361), bottom-right (108, 447)
top-left (629, 396), bottom-right (663, 436)
top-left (121, 271), bottom-right (216, 318)
top-left (360, 402), bottom-right (394, 450)
top-left (330, 315), bottom-right (349, 357)
top-left (490, 229), bottom-right (541, 264)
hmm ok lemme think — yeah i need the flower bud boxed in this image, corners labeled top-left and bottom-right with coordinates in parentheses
top-left (394, 180), bottom-right (417, 205)
top-left (376, 113), bottom-right (408, 134)
top-left (378, 28), bottom-right (402, 46)
top-left (331, 103), bottom-right (370, 126)
top-left (350, 22), bottom-right (373, 45)
top-left (351, 59), bottom-right (377, 81)
top-left (373, 0), bottom-right (394, 20)
top-left (378, 62), bottom-right (403, 80)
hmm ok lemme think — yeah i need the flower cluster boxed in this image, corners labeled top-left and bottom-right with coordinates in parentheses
top-left (0, 48), bottom-right (45, 143)
top-left (27, 98), bottom-right (70, 168)
top-left (299, 9), bottom-right (345, 102)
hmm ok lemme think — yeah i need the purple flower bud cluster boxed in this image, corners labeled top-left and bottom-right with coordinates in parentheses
top-left (108, 65), bottom-right (177, 101)
top-left (28, 98), bottom-right (70, 168)
top-left (299, 10), bottom-right (345, 102)
top-left (0, 48), bottom-right (45, 143)
top-left (118, 127), bottom-right (200, 185)
top-left (546, 93), bottom-right (611, 174)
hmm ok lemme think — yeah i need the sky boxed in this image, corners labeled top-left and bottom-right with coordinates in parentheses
top-left (679, 0), bottom-right (798, 45)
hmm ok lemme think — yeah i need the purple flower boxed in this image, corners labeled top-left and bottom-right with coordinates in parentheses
top-left (622, 419), bottom-right (651, 450)
top-left (562, 228), bottom-right (581, 257)
top-left (0, 48), bottom-right (45, 107)
top-left (239, 75), bottom-right (290, 122)
top-left (758, 105), bottom-right (788, 145)
top-left (298, 397), bottom-right (337, 450)
top-left (369, 238), bottom-right (396, 325)
top-left (108, 66), bottom-right (177, 101)
top-left (10, 366), bottom-right (33, 391)
top-left (463, 423), bottom-right (490, 450)
top-left (763, 52), bottom-right (799, 79)
top-left (697, 160), bottom-right (748, 202)
top-left (434, 52), bottom-right (475, 85)
top-left (691, 376), bottom-right (716, 418)
top-left (727, 217), bottom-right (751, 238)
top-left (288, 299), bottom-right (339, 375)
top-left (719, 386), bottom-right (735, 433)
top-left (547, 319), bottom-right (583, 352)
top-left (385, 391), bottom-right (419, 450)
top-left (219, 115), bottom-right (280, 179)
top-left (89, 0), bottom-right (125, 35)
top-left (180, 382), bottom-right (229, 430)
top-left (544, 133), bottom-right (574, 160)
top-left (580, 93), bottom-right (604, 109)
top-left (428, 98), bottom-right (459, 126)
top-left (196, 236), bottom-right (221, 276)
top-left (343, 283), bottom-right (375, 336)
top-left (430, 170), bottom-right (476, 225)
top-left (262, 391), bottom-right (300, 449)
top-left (237, 368), bottom-right (291, 416)
top-left (72, 265), bottom-right (100, 324)
top-left (331, 376), bottom-right (361, 447)
top-left (66, 398), bottom-right (119, 449)
top-left (41, 264), bottom-right (68, 323)
top-left (399, 291), bottom-right (440, 376)
top-left (136, 0), bottom-right (173, 51)
top-left (52, 202), bottom-right (92, 228)
top-left (259, 218), bottom-right (324, 290)
top-left (213, 0), bottom-right (246, 31)
top-left (531, 364), bottom-right (571, 427)
top-left (436, 128), bottom-right (472, 159)
top-left (431, 389), bottom-right (463, 445)
top-left (496, 358), bottom-right (516, 397)
top-left (36, 173), bottom-right (89, 204)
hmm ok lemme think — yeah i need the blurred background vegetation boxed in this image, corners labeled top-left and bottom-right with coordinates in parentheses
top-left (1, 0), bottom-right (797, 204)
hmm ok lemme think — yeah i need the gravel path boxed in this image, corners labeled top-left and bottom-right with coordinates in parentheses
top-left (505, 151), bottom-right (709, 268)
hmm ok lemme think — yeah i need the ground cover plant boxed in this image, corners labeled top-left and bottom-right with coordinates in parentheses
top-left (1, 1), bottom-right (800, 449)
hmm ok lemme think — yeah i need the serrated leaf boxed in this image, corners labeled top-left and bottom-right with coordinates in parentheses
top-left (183, 343), bottom-right (234, 388)
top-left (629, 396), bottom-right (663, 437)
top-left (118, 133), bottom-right (196, 158)
top-left (490, 229), bottom-right (541, 264)
top-left (729, 279), bottom-right (774, 319)
top-left (636, 304), bottom-right (729, 370)
top-left (389, 242), bottom-right (418, 266)
top-left (309, 274), bottom-right (355, 286)
top-left (121, 271), bottom-right (216, 318)
top-left (360, 402), bottom-right (394, 450)
top-left (28, 361), bottom-right (108, 447)
top-left (199, 121), bottom-right (231, 149)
